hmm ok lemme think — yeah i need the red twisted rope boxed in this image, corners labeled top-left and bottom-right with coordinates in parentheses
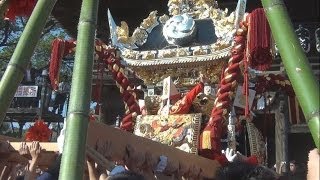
top-left (49, 39), bottom-right (140, 129)
top-left (100, 47), bottom-right (141, 131)
top-left (199, 20), bottom-right (248, 159)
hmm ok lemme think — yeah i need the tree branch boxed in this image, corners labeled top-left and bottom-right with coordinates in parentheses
top-left (0, 20), bottom-right (11, 46)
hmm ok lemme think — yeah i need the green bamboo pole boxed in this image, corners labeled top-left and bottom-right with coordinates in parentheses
top-left (261, 0), bottom-right (320, 148)
top-left (0, 0), bottom-right (10, 18)
top-left (0, 0), bottom-right (57, 125)
top-left (58, 0), bottom-right (99, 179)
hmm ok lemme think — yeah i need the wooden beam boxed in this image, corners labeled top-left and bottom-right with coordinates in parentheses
top-left (2, 122), bottom-right (221, 178)
top-left (86, 122), bottom-right (221, 179)
top-left (1, 142), bottom-right (58, 167)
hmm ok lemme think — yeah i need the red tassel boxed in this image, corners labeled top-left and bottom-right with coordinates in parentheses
top-left (49, 39), bottom-right (75, 91)
top-left (247, 8), bottom-right (272, 71)
top-left (25, 120), bottom-right (52, 142)
top-left (49, 39), bottom-right (65, 91)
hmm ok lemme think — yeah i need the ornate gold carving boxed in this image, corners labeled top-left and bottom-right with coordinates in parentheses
top-left (193, 47), bottom-right (207, 55)
top-left (132, 28), bottom-right (148, 46)
top-left (116, 21), bottom-right (134, 44)
top-left (158, 49), bottom-right (177, 58)
top-left (159, 14), bottom-right (170, 24)
top-left (192, 93), bottom-right (215, 119)
top-left (122, 49), bottom-right (139, 59)
top-left (141, 51), bottom-right (156, 60)
top-left (140, 11), bottom-right (158, 30)
top-left (144, 95), bottom-right (162, 115)
top-left (210, 10), bottom-right (235, 40)
top-left (167, 0), bottom-right (183, 15)
top-left (177, 48), bottom-right (189, 56)
top-left (132, 61), bottom-right (226, 86)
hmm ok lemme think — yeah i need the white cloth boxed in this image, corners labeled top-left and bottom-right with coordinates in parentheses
top-left (57, 118), bottom-right (67, 154)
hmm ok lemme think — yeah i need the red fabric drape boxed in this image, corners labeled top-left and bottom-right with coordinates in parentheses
top-left (49, 39), bottom-right (65, 91)
top-left (5, 0), bottom-right (36, 20)
top-left (49, 39), bottom-right (75, 90)
top-left (247, 8), bottom-right (272, 71)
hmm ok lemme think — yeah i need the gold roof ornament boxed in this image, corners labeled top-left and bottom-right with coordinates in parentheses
top-left (107, 0), bottom-right (247, 85)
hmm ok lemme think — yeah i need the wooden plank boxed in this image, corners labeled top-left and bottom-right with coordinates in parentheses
top-left (8, 142), bottom-right (58, 152)
top-left (86, 122), bottom-right (221, 179)
top-left (2, 122), bottom-right (220, 178)
top-left (1, 142), bottom-right (59, 167)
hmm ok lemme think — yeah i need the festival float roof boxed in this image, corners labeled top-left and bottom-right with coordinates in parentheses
top-left (52, 0), bottom-right (319, 42)
top-left (52, 0), bottom-right (319, 86)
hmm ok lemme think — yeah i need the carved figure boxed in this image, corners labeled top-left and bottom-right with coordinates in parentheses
top-left (295, 24), bottom-right (311, 53)
top-left (140, 11), bottom-right (158, 30)
top-left (116, 21), bottom-right (134, 44)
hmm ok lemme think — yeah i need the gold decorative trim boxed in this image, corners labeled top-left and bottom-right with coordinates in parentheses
top-left (122, 46), bottom-right (231, 66)
top-left (247, 122), bottom-right (266, 164)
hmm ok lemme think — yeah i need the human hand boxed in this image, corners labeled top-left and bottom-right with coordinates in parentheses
top-left (307, 148), bottom-right (319, 180)
top-left (222, 148), bottom-right (237, 162)
top-left (29, 141), bottom-right (41, 161)
top-left (18, 142), bottom-right (29, 157)
top-left (86, 156), bottom-right (99, 180)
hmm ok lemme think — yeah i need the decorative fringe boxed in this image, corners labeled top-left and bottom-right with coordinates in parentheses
top-left (247, 8), bottom-right (272, 71)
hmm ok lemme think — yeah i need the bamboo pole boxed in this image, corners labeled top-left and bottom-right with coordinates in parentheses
top-left (261, 0), bottom-right (320, 148)
top-left (58, 0), bottom-right (99, 179)
top-left (0, 0), bottom-right (57, 125)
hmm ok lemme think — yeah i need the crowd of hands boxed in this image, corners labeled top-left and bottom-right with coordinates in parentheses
top-left (1, 140), bottom-right (319, 180)
top-left (0, 140), bottom-right (148, 180)
top-left (0, 141), bottom-right (42, 180)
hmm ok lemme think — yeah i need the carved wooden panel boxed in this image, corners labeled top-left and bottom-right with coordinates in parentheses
top-left (134, 113), bottom-right (201, 154)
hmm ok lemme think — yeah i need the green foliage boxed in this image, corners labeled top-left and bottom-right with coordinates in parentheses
top-left (0, 17), bottom-right (70, 73)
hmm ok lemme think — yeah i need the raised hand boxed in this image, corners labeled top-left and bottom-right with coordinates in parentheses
top-left (222, 148), bottom-right (237, 162)
top-left (24, 141), bottom-right (42, 180)
top-left (29, 141), bottom-right (41, 161)
top-left (18, 142), bottom-right (29, 157)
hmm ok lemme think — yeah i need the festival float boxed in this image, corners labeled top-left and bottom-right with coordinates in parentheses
top-left (0, 0), bottom-right (319, 179)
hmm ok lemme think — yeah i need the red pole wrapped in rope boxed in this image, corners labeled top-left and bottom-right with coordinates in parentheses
top-left (199, 20), bottom-right (248, 160)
